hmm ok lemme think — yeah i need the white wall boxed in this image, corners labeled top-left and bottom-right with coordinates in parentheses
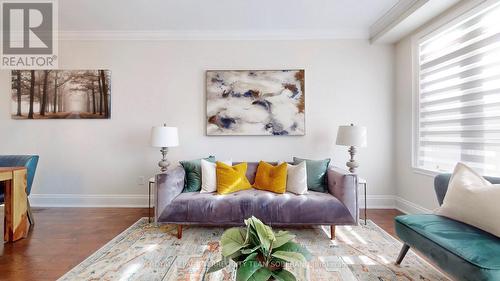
top-left (0, 39), bottom-right (395, 207)
top-left (394, 37), bottom-right (437, 213)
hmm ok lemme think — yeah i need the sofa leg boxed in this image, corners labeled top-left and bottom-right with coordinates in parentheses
top-left (177, 225), bottom-right (182, 239)
top-left (330, 225), bottom-right (335, 240)
top-left (395, 243), bottom-right (410, 265)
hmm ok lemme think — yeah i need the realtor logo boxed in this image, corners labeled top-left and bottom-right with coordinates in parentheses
top-left (1, 1), bottom-right (58, 69)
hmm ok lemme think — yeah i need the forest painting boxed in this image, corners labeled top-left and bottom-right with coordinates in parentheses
top-left (11, 70), bottom-right (111, 119)
top-left (206, 70), bottom-right (305, 135)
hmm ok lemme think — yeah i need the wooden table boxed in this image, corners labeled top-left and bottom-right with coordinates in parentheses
top-left (0, 167), bottom-right (29, 242)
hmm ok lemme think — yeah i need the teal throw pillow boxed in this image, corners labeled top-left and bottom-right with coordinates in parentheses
top-left (180, 156), bottom-right (216, 192)
top-left (293, 157), bottom-right (331, 192)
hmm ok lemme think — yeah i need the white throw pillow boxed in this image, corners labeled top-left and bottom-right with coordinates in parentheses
top-left (435, 162), bottom-right (500, 237)
top-left (200, 159), bottom-right (232, 193)
top-left (284, 162), bottom-right (308, 195)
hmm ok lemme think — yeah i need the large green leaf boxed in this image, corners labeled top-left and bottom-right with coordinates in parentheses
top-left (272, 241), bottom-right (312, 261)
top-left (236, 260), bottom-right (262, 281)
top-left (244, 219), bottom-right (252, 244)
top-left (221, 227), bottom-right (248, 257)
top-left (243, 252), bottom-right (258, 262)
top-left (273, 231), bottom-right (296, 248)
top-left (244, 216), bottom-right (253, 228)
top-left (271, 251), bottom-right (306, 264)
top-left (230, 250), bottom-right (245, 262)
top-left (206, 257), bottom-right (230, 274)
top-left (256, 220), bottom-right (276, 243)
top-left (271, 269), bottom-right (296, 281)
top-left (249, 267), bottom-right (273, 281)
top-left (241, 244), bottom-right (261, 255)
top-left (245, 216), bottom-right (275, 253)
top-left (247, 226), bottom-right (260, 246)
top-left (270, 256), bottom-right (287, 264)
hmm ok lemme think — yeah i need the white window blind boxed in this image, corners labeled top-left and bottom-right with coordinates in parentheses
top-left (416, 2), bottom-right (500, 176)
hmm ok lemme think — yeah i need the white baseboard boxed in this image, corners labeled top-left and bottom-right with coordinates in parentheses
top-left (395, 197), bottom-right (432, 214)
top-left (31, 194), bottom-right (398, 209)
top-left (29, 193), bottom-right (432, 214)
top-left (360, 195), bottom-right (397, 209)
top-left (361, 195), bottom-right (432, 214)
top-left (30, 194), bottom-right (149, 208)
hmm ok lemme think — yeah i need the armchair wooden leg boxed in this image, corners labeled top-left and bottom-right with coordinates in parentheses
top-left (395, 243), bottom-right (410, 265)
top-left (27, 198), bottom-right (35, 229)
top-left (330, 225), bottom-right (335, 240)
top-left (177, 225), bottom-right (182, 239)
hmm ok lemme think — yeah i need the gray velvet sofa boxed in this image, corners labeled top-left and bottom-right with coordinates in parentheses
top-left (155, 162), bottom-right (359, 239)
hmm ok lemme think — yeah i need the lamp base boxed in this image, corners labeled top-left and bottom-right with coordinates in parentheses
top-left (346, 146), bottom-right (359, 173)
top-left (158, 147), bottom-right (170, 172)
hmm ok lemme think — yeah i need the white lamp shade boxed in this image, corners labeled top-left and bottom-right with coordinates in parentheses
top-left (151, 126), bottom-right (179, 147)
top-left (336, 125), bottom-right (367, 147)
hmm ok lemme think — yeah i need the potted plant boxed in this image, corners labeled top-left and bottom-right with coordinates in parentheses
top-left (207, 216), bottom-right (311, 281)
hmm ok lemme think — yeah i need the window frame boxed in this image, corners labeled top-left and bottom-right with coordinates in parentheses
top-left (411, 0), bottom-right (498, 176)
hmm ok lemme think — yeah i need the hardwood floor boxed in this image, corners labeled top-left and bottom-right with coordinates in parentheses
top-left (361, 209), bottom-right (404, 236)
top-left (0, 208), bottom-right (403, 281)
top-left (0, 208), bottom-right (149, 281)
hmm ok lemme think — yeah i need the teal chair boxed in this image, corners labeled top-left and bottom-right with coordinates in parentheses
top-left (0, 155), bottom-right (39, 226)
top-left (394, 174), bottom-right (500, 281)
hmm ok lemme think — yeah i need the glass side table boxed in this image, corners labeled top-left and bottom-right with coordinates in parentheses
top-left (148, 177), bottom-right (155, 223)
top-left (359, 178), bottom-right (367, 225)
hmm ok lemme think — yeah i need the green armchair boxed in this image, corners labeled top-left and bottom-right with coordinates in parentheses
top-left (394, 174), bottom-right (500, 281)
top-left (0, 155), bottom-right (39, 226)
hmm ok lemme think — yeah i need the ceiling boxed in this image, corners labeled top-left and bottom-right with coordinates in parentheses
top-left (59, 0), bottom-right (399, 39)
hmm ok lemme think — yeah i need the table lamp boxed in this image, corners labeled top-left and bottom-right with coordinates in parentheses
top-left (335, 123), bottom-right (367, 173)
top-left (151, 124), bottom-right (179, 172)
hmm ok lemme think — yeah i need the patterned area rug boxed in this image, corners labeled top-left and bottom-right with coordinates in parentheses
top-left (58, 218), bottom-right (449, 281)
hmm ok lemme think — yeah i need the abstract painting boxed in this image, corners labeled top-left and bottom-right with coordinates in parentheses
top-left (206, 70), bottom-right (305, 135)
top-left (11, 70), bottom-right (111, 119)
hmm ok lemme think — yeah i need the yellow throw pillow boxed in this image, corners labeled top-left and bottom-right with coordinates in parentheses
top-left (216, 162), bottom-right (252, 195)
top-left (253, 161), bottom-right (287, 194)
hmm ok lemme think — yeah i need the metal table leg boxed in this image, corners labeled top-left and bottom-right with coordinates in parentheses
top-left (364, 182), bottom-right (367, 225)
top-left (358, 179), bottom-right (367, 225)
top-left (148, 181), bottom-right (152, 223)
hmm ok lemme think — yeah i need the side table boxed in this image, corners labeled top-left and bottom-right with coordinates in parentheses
top-left (359, 178), bottom-right (367, 225)
top-left (0, 167), bottom-right (29, 242)
top-left (148, 177), bottom-right (155, 223)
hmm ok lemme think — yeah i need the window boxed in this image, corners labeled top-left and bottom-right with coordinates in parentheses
top-left (414, 1), bottom-right (500, 176)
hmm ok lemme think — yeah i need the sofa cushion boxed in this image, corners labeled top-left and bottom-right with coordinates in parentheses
top-left (395, 214), bottom-right (500, 270)
top-left (239, 162), bottom-right (263, 184)
top-left (160, 189), bottom-right (353, 225)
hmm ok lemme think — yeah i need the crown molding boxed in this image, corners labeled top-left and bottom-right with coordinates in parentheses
top-left (370, 0), bottom-right (428, 43)
top-left (369, 0), bottom-right (460, 44)
top-left (56, 29), bottom-right (369, 41)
